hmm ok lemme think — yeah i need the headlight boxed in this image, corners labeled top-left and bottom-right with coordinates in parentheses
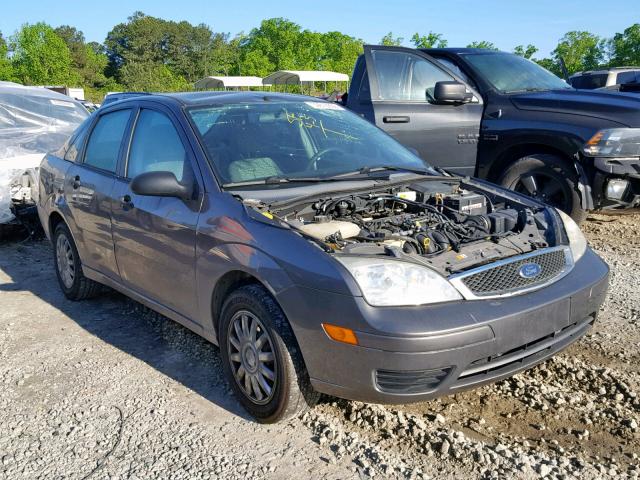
top-left (556, 209), bottom-right (587, 262)
top-left (582, 128), bottom-right (640, 157)
top-left (335, 257), bottom-right (462, 306)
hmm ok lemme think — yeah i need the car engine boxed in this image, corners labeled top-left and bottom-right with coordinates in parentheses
top-left (268, 179), bottom-right (557, 274)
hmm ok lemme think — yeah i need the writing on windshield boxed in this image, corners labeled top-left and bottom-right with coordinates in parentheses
top-left (284, 109), bottom-right (359, 142)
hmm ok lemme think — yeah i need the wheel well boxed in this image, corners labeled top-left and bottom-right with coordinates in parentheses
top-left (487, 144), bottom-right (573, 183)
top-left (49, 212), bottom-right (65, 236)
top-left (211, 271), bottom-right (262, 338)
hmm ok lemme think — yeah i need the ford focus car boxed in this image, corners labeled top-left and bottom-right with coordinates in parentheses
top-left (37, 92), bottom-right (609, 423)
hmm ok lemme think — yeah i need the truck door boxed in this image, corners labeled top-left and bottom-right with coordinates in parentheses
top-left (363, 45), bottom-right (482, 176)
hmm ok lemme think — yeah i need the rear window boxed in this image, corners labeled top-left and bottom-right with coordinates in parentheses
top-left (569, 74), bottom-right (608, 89)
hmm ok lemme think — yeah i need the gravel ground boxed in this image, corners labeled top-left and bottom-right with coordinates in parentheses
top-left (1, 213), bottom-right (638, 479)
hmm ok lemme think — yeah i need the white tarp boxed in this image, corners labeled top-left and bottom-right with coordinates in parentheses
top-left (262, 70), bottom-right (349, 85)
top-left (0, 82), bottom-right (88, 223)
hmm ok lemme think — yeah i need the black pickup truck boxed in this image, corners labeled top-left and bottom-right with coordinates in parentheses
top-left (343, 46), bottom-right (640, 221)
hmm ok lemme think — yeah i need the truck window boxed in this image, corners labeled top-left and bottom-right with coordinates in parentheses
top-left (616, 71), bottom-right (640, 85)
top-left (569, 74), bottom-right (608, 89)
top-left (371, 50), bottom-right (453, 102)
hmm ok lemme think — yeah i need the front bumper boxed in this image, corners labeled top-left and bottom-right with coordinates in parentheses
top-left (279, 248), bottom-right (609, 404)
top-left (592, 156), bottom-right (640, 208)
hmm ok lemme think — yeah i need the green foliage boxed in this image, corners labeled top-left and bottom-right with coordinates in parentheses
top-left (10, 22), bottom-right (73, 85)
top-left (411, 32), bottom-right (447, 49)
top-left (466, 41), bottom-right (499, 50)
top-left (380, 32), bottom-right (403, 46)
top-left (609, 23), bottom-right (640, 66)
top-left (119, 62), bottom-right (191, 92)
top-left (2, 15), bottom-right (640, 98)
top-left (551, 31), bottom-right (605, 74)
top-left (513, 44), bottom-right (538, 59)
top-left (0, 32), bottom-right (14, 81)
top-left (238, 18), bottom-right (362, 80)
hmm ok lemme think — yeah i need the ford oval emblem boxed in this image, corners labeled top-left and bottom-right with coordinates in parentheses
top-left (519, 263), bottom-right (542, 279)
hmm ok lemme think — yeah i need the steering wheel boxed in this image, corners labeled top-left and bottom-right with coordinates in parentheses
top-left (306, 147), bottom-right (343, 171)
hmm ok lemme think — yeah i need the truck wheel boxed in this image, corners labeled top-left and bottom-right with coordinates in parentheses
top-left (52, 223), bottom-right (102, 300)
top-left (498, 154), bottom-right (587, 223)
top-left (219, 284), bottom-right (319, 423)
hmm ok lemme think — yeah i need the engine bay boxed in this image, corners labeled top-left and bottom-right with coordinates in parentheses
top-left (258, 179), bottom-right (558, 275)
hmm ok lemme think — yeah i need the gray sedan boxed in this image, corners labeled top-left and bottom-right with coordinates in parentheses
top-left (37, 92), bottom-right (609, 423)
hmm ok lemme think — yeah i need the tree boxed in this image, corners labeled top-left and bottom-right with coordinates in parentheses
top-left (119, 62), bottom-right (190, 91)
top-left (10, 22), bottom-right (73, 85)
top-left (551, 31), bottom-right (605, 74)
top-left (467, 41), bottom-right (499, 50)
top-left (0, 32), bottom-right (13, 81)
top-left (319, 31), bottom-right (363, 74)
top-left (513, 44), bottom-right (538, 59)
top-left (609, 23), bottom-right (640, 66)
top-left (380, 32), bottom-right (403, 46)
top-left (411, 32), bottom-right (447, 49)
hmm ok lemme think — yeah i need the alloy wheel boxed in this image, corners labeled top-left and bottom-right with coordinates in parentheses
top-left (226, 310), bottom-right (277, 405)
top-left (56, 234), bottom-right (75, 289)
top-left (513, 172), bottom-right (570, 211)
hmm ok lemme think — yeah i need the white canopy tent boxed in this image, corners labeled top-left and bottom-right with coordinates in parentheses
top-left (261, 70), bottom-right (349, 94)
top-left (194, 76), bottom-right (266, 91)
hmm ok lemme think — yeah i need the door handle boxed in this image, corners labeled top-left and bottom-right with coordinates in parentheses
top-left (120, 194), bottom-right (134, 210)
top-left (383, 115), bottom-right (410, 123)
top-left (72, 175), bottom-right (81, 189)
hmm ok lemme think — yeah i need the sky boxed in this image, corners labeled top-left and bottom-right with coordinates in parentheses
top-left (1, 0), bottom-right (638, 57)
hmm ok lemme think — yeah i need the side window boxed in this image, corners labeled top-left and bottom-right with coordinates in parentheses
top-left (64, 121), bottom-right (91, 162)
top-left (432, 56), bottom-right (477, 89)
top-left (83, 109), bottom-right (131, 172)
top-left (371, 50), bottom-right (454, 102)
top-left (359, 70), bottom-right (371, 101)
top-left (127, 109), bottom-right (188, 182)
top-left (616, 71), bottom-right (639, 84)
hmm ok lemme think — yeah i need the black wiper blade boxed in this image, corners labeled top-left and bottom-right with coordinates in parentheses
top-left (222, 175), bottom-right (372, 188)
top-left (504, 87), bottom-right (551, 94)
top-left (221, 166), bottom-right (436, 188)
top-left (357, 165), bottom-right (435, 176)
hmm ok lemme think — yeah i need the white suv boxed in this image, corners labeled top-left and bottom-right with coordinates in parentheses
top-left (568, 67), bottom-right (640, 89)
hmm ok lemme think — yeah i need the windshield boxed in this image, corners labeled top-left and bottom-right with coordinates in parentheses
top-left (464, 53), bottom-right (572, 93)
top-left (187, 101), bottom-right (433, 185)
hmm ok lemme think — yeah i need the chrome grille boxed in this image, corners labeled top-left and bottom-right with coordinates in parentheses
top-left (450, 247), bottom-right (572, 299)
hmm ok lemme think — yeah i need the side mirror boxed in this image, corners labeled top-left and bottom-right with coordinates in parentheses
top-left (130, 171), bottom-right (193, 200)
top-left (433, 81), bottom-right (473, 104)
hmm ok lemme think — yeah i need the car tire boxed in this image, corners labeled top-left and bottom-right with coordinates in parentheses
top-left (498, 154), bottom-right (587, 223)
top-left (219, 284), bottom-right (319, 423)
top-left (52, 222), bottom-right (102, 300)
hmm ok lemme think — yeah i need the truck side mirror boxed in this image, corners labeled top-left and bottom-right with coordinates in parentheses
top-left (433, 81), bottom-right (473, 104)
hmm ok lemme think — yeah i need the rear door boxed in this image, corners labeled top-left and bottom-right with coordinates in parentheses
top-left (65, 107), bottom-right (133, 279)
top-left (110, 104), bottom-right (203, 320)
top-left (363, 45), bottom-right (482, 175)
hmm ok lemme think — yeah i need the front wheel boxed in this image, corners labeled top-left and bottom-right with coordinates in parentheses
top-left (498, 154), bottom-right (587, 223)
top-left (219, 284), bottom-right (318, 423)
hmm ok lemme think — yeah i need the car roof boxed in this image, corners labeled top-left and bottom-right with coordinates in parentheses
top-left (108, 91), bottom-right (322, 108)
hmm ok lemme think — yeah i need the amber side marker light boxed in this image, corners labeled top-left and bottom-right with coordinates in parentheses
top-left (586, 131), bottom-right (604, 145)
top-left (322, 323), bottom-right (359, 345)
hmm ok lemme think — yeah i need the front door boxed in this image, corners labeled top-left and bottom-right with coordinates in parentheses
top-left (65, 107), bottom-right (133, 279)
top-left (363, 45), bottom-right (483, 175)
top-left (110, 106), bottom-right (203, 320)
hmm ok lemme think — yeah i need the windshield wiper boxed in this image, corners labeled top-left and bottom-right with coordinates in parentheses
top-left (356, 165), bottom-right (434, 176)
top-left (222, 166), bottom-right (436, 188)
top-left (504, 87), bottom-right (552, 94)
